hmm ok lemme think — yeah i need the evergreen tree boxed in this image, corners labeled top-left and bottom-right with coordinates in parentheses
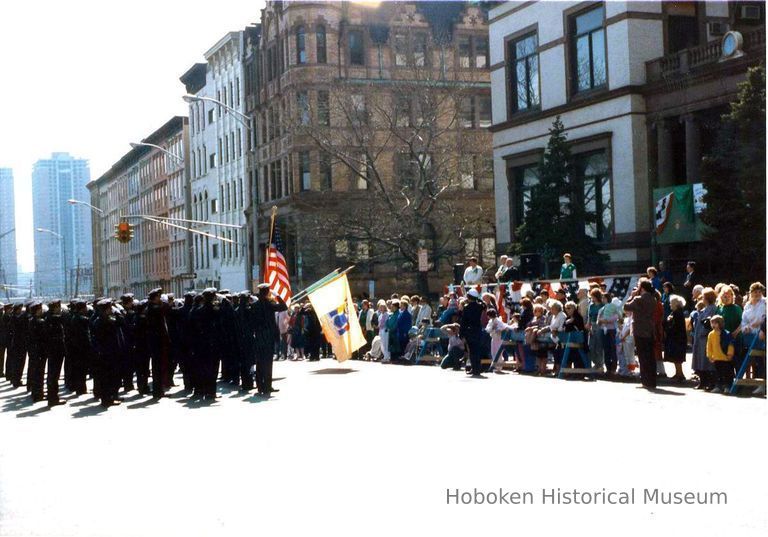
top-left (513, 116), bottom-right (607, 277)
top-left (701, 64), bottom-right (766, 283)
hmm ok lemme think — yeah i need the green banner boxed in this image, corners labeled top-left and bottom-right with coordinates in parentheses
top-left (653, 184), bottom-right (706, 244)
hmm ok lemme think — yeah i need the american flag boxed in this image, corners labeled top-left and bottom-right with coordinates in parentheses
top-left (265, 226), bottom-right (292, 303)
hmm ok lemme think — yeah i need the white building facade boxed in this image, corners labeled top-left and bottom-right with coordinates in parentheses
top-left (182, 31), bottom-right (249, 292)
top-left (489, 1), bottom-right (664, 273)
top-left (489, 1), bottom-right (765, 274)
top-left (32, 153), bottom-right (92, 297)
top-left (0, 168), bottom-right (18, 291)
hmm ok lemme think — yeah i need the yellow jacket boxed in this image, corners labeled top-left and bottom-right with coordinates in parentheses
top-left (706, 330), bottom-right (734, 362)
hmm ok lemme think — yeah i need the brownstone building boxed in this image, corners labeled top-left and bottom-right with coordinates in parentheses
top-left (243, 1), bottom-right (496, 297)
top-left (88, 117), bottom-right (192, 297)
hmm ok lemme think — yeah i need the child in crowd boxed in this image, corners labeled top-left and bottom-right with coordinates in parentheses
top-left (439, 323), bottom-right (465, 370)
top-left (525, 304), bottom-right (549, 375)
top-left (617, 310), bottom-right (637, 377)
top-left (485, 309), bottom-right (512, 374)
top-left (597, 292), bottom-right (620, 375)
top-left (706, 315), bottom-right (735, 394)
top-left (402, 328), bottom-right (420, 363)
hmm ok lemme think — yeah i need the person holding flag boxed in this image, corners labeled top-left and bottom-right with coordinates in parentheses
top-left (255, 207), bottom-right (291, 395)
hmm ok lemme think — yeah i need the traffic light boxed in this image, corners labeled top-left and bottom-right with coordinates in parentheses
top-left (114, 221), bottom-right (134, 243)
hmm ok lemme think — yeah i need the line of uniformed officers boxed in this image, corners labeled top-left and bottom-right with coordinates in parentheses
top-left (0, 283), bottom-right (287, 407)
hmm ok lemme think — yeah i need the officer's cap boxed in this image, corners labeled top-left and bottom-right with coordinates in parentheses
top-left (148, 288), bottom-right (163, 298)
top-left (257, 283), bottom-right (270, 290)
top-left (203, 287), bottom-right (218, 295)
top-left (29, 301), bottom-right (43, 310)
top-left (97, 298), bottom-right (113, 307)
top-left (48, 299), bottom-right (61, 306)
top-left (184, 291), bottom-right (196, 298)
top-left (120, 293), bottom-right (134, 302)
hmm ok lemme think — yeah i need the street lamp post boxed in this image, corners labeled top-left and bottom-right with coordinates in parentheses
top-left (0, 227), bottom-right (15, 300)
top-left (68, 198), bottom-right (106, 296)
top-left (183, 94), bottom-right (257, 291)
top-left (129, 142), bottom-right (185, 164)
top-left (35, 228), bottom-right (67, 298)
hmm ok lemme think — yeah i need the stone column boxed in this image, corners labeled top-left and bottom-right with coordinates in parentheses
top-left (682, 113), bottom-right (701, 184)
top-left (656, 118), bottom-right (674, 187)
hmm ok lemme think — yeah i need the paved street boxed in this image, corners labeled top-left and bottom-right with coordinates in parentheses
top-left (1, 359), bottom-right (766, 537)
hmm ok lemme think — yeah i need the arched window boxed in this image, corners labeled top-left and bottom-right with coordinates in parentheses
top-left (296, 25), bottom-right (306, 64)
top-left (316, 25), bottom-right (327, 63)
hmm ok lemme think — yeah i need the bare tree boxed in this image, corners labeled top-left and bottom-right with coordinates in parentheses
top-left (292, 67), bottom-right (494, 293)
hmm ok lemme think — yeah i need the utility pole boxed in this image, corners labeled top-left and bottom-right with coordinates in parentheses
top-left (74, 257), bottom-right (81, 298)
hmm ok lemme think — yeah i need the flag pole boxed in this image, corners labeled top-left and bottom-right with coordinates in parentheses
top-left (290, 265), bottom-right (355, 303)
top-left (263, 206), bottom-right (278, 283)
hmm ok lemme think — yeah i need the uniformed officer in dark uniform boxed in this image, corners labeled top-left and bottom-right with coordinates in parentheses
top-left (190, 288), bottom-right (222, 400)
top-left (252, 284), bottom-right (287, 395)
top-left (146, 288), bottom-right (170, 398)
top-left (167, 297), bottom-right (185, 388)
top-left (219, 292), bottom-right (241, 384)
top-left (26, 302), bottom-right (47, 402)
top-left (119, 294), bottom-right (137, 392)
top-left (0, 303), bottom-right (12, 378)
top-left (44, 299), bottom-right (67, 406)
top-left (235, 291), bottom-right (255, 391)
top-left (132, 299), bottom-right (151, 394)
top-left (7, 303), bottom-right (28, 388)
top-left (178, 292), bottom-right (196, 391)
top-left (66, 299), bottom-right (91, 395)
top-left (90, 299), bottom-right (124, 407)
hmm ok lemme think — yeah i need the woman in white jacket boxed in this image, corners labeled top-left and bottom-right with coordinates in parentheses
top-left (377, 300), bottom-right (390, 362)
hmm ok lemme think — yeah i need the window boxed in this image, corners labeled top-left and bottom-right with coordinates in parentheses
top-left (393, 32), bottom-right (408, 66)
top-left (395, 94), bottom-right (411, 127)
top-left (475, 37), bottom-right (488, 68)
top-left (395, 153), bottom-right (413, 188)
top-left (512, 164), bottom-right (540, 230)
top-left (208, 109), bottom-right (214, 124)
top-left (318, 90), bottom-right (330, 126)
top-left (212, 243), bottom-right (219, 259)
top-left (573, 150), bottom-right (612, 241)
top-left (211, 198), bottom-right (218, 214)
top-left (209, 153), bottom-right (216, 169)
top-left (299, 151), bottom-right (311, 191)
top-left (478, 96), bottom-right (492, 128)
top-left (349, 30), bottom-right (365, 65)
top-left (512, 150), bottom-right (612, 241)
top-left (297, 92), bottom-right (310, 125)
top-left (509, 33), bottom-right (540, 112)
top-left (320, 152), bottom-right (332, 191)
top-left (356, 154), bottom-right (370, 190)
top-left (459, 97), bottom-right (474, 128)
top-left (414, 32), bottom-right (428, 67)
top-left (316, 25), bottom-right (327, 63)
top-left (457, 35), bottom-right (488, 69)
top-left (296, 25), bottom-right (307, 64)
top-left (334, 240), bottom-right (350, 260)
top-left (458, 36), bottom-right (471, 68)
top-left (350, 93), bottom-right (367, 126)
top-left (571, 5), bottom-right (607, 94)
top-left (460, 156), bottom-right (475, 189)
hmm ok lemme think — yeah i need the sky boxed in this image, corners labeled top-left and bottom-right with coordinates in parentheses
top-left (0, 0), bottom-right (265, 274)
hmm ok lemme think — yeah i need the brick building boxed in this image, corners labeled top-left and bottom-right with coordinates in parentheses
top-left (89, 117), bottom-right (192, 297)
top-left (244, 0), bottom-right (496, 297)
